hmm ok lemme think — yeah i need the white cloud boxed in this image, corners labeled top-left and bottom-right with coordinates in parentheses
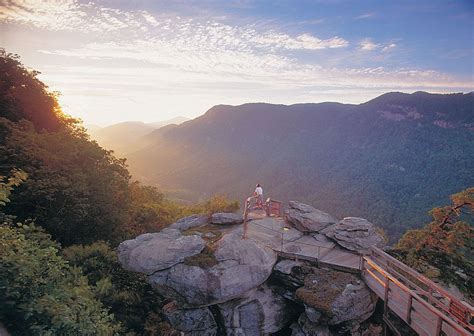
top-left (359, 38), bottom-right (379, 51)
top-left (382, 43), bottom-right (397, 52)
top-left (253, 32), bottom-right (348, 50)
top-left (356, 12), bottom-right (375, 19)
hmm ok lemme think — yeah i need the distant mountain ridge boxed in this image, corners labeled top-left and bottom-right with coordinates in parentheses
top-left (87, 116), bottom-right (189, 156)
top-left (126, 92), bottom-right (473, 241)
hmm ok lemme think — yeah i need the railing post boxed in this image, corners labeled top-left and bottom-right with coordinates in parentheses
top-left (280, 231), bottom-right (284, 253)
top-left (242, 197), bottom-right (249, 239)
top-left (406, 294), bottom-right (413, 325)
top-left (384, 276), bottom-right (390, 312)
top-left (435, 316), bottom-right (442, 336)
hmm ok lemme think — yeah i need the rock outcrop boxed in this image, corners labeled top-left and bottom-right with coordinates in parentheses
top-left (121, 232), bottom-right (276, 307)
top-left (168, 214), bottom-right (209, 231)
top-left (118, 229), bottom-right (206, 274)
top-left (118, 203), bottom-right (384, 335)
top-left (295, 268), bottom-right (377, 325)
top-left (210, 212), bottom-right (244, 225)
top-left (321, 217), bottom-right (385, 254)
top-left (217, 284), bottom-right (296, 335)
top-left (286, 201), bottom-right (337, 233)
top-left (163, 302), bottom-right (217, 336)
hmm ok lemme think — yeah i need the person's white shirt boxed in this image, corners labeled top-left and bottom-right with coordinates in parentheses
top-left (255, 186), bottom-right (263, 195)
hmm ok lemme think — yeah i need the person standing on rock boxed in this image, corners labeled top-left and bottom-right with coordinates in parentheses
top-left (254, 183), bottom-right (264, 209)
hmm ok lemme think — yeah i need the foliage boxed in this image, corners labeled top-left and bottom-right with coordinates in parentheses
top-left (0, 222), bottom-right (120, 335)
top-left (0, 118), bottom-right (131, 246)
top-left (62, 242), bottom-right (165, 335)
top-left (0, 49), bottom-right (67, 132)
top-left (0, 169), bottom-right (27, 205)
top-left (184, 194), bottom-right (240, 217)
top-left (393, 188), bottom-right (473, 299)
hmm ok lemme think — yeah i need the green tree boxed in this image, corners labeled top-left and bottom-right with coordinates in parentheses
top-left (62, 242), bottom-right (166, 335)
top-left (393, 188), bottom-right (473, 299)
top-left (0, 118), bottom-right (131, 245)
top-left (0, 223), bottom-right (120, 335)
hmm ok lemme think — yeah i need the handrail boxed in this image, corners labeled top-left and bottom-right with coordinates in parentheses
top-left (370, 247), bottom-right (473, 316)
top-left (363, 257), bottom-right (472, 336)
top-left (365, 247), bottom-right (474, 333)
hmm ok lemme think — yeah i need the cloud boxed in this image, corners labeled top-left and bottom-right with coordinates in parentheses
top-left (356, 12), bottom-right (375, 19)
top-left (359, 38), bottom-right (379, 51)
top-left (382, 43), bottom-right (397, 52)
top-left (252, 32), bottom-right (348, 50)
top-left (359, 39), bottom-right (397, 52)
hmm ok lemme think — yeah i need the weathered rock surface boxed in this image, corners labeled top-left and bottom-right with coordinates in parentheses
top-left (163, 302), bottom-right (217, 336)
top-left (287, 201), bottom-right (337, 233)
top-left (272, 259), bottom-right (306, 288)
top-left (168, 215), bottom-right (209, 231)
top-left (210, 212), bottom-right (244, 225)
top-left (321, 217), bottom-right (385, 254)
top-left (217, 284), bottom-right (296, 335)
top-left (117, 229), bottom-right (205, 274)
top-left (291, 314), bottom-right (332, 336)
top-left (296, 269), bottom-right (377, 325)
top-left (118, 206), bottom-right (383, 335)
top-left (147, 233), bottom-right (277, 306)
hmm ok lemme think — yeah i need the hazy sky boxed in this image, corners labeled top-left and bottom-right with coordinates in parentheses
top-left (1, 0), bottom-right (473, 126)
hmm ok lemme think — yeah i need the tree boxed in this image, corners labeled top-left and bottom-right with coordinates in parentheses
top-left (62, 242), bottom-right (167, 335)
top-left (394, 188), bottom-right (473, 299)
top-left (0, 222), bottom-right (121, 335)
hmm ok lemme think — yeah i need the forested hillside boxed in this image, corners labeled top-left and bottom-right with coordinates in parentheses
top-left (0, 50), bottom-right (237, 335)
top-left (128, 92), bottom-right (474, 241)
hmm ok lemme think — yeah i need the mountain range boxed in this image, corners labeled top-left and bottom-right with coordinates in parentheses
top-left (87, 116), bottom-right (189, 156)
top-left (110, 92), bottom-right (472, 241)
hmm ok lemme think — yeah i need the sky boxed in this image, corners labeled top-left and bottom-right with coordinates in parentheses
top-left (1, 0), bottom-right (473, 126)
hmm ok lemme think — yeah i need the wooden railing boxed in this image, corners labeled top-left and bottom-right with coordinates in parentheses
top-left (362, 247), bottom-right (473, 336)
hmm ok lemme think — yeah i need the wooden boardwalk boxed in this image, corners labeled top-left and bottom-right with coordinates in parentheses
top-left (243, 201), bottom-right (473, 336)
top-left (245, 209), bottom-right (362, 272)
top-left (362, 247), bottom-right (473, 336)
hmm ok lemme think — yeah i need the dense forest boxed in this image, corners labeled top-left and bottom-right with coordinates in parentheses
top-left (0, 50), bottom-right (472, 334)
top-left (0, 50), bottom-right (237, 335)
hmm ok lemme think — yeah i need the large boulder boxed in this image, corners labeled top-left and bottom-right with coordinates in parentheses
top-left (146, 233), bottom-right (277, 307)
top-left (295, 269), bottom-right (377, 325)
top-left (217, 284), bottom-right (296, 335)
top-left (168, 215), bottom-right (209, 231)
top-left (321, 217), bottom-right (385, 254)
top-left (117, 229), bottom-right (205, 274)
top-left (286, 201), bottom-right (337, 233)
top-left (210, 212), bottom-right (243, 225)
top-left (163, 301), bottom-right (217, 336)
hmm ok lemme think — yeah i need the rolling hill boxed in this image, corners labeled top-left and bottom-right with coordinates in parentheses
top-left (88, 117), bottom-right (189, 156)
top-left (126, 92), bottom-right (474, 241)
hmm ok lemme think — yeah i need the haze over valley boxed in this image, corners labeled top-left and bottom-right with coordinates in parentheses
top-left (90, 91), bottom-right (474, 241)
